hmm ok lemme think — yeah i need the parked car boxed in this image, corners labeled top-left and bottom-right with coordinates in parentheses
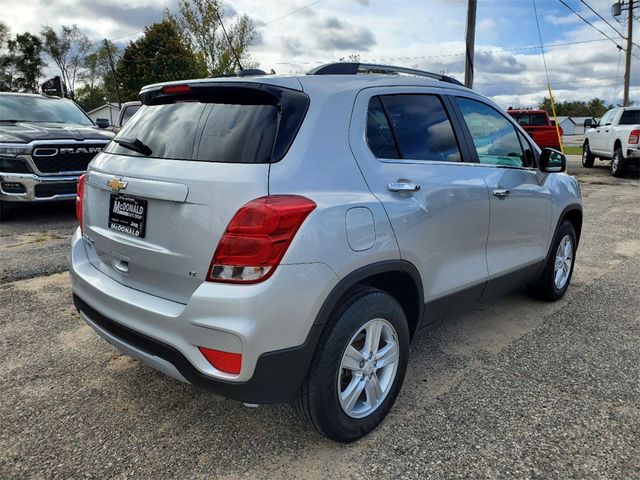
top-left (583, 107), bottom-right (640, 177)
top-left (0, 93), bottom-right (114, 220)
top-left (112, 101), bottom-right (141, 134)
top-left (506, 108), bottom-right (563, 150)
top-left (70, 63), bottom-right (583, 442)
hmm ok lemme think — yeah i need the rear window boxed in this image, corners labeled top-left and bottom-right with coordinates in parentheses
top-left (619, 110), bottom-right (640, 125)
top-left (510, 112), bottom-right (548, 126)
top-left (105, 84), bottom-right (309, 164)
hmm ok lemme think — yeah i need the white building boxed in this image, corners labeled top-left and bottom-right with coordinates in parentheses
top-left (86, 103), bottom-right (120, 126)
top-left (556, 116), bottom-right (576, 135)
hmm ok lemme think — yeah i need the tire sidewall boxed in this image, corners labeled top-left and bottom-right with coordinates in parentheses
top-left (547, 221), bottom-right (577, 299)
top-left (582, 143), bottom-right (594, 167)
top-left (308, 289), bottom-right (409, 442)
top-left (611, 148), bottom-right (626, 177)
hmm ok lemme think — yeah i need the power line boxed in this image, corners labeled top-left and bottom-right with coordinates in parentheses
top-left (257, 0), bottom-right (324, 29)
top-left (557, 0), bottom-right (623, 48)
top-left (578, 0), bottom-right (624, 37)
top-left (271, 38), bottom-right (610, 66)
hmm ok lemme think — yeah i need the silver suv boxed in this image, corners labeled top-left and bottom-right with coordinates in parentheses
top-left (70, 63), bottom-right (582, 442)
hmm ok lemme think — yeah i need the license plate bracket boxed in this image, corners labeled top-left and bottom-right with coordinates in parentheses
top-left (108, 194), bottom-right (147, 238)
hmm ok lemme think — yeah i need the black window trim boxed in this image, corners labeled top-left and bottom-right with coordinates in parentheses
top-left (365, 92), bottom-right (471, 164)
top-left (446, 92), bottom-right (541, 172)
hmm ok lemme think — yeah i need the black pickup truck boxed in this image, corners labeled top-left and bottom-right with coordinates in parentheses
top-left (0, 92), bottom-right (114, 220)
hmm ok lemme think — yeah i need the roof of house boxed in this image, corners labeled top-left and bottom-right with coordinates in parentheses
top-left (87, 103), bottom-right (120, 115)
top-left (556, 116), bottom-right (574, 124)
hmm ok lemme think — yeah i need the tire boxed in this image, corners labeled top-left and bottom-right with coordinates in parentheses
top-left (582, 142), bottom-right (595, 167)
top-left (294, 287), bottom-right (410, 442)
top-left (0, 201), bottom-right (8, 222)
top-left (611, 147), bottom-right (628, 178)
top-left (528, 220), bottom-right (577, 301)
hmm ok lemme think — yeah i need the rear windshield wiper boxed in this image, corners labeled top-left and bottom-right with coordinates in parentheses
top-left (114, 137), bottom-right (152, 156)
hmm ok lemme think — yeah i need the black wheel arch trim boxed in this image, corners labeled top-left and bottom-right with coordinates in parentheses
top-left (545, 204), bottom-right (583, 268)
top-left (312, 259), bottom-right (424, 329)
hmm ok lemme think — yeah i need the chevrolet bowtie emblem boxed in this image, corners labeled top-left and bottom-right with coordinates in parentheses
top-left (107, 178), bottom-right (127, 191)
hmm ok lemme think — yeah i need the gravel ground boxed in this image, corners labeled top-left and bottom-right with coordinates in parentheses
top-left (0, 156), bottom-right (638, 479)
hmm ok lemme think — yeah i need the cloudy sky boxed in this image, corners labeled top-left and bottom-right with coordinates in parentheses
top-left (3, 0), bottom-right (639, 107)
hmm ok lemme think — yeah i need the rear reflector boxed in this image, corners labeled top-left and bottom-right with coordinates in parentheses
top-left (76, 174), bottom-right (86, 232)
top-left (161, 84), bottom-right (192, 95)
top-left (198, 347), bottom-right (242, 374)
top-left (208, 195), bottom-right (316, 284)
top-left (629, 130), bottom-right (639, 145)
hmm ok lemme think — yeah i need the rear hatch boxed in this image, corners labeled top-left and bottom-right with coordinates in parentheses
top-left (81, 80), bottom-right (309, 304)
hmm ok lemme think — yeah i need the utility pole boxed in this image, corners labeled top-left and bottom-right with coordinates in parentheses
top-left (104, 39), bottom-right (122, 109)
top-left (613, 0), bottom-right (636, 106)
top-left (464, 0), bottom-right (477, 89)
top-left (622, 0), bottom-right (633, 106)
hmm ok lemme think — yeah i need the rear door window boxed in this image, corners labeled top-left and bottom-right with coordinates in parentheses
top-left (366, 94), bottom-right (461, 162)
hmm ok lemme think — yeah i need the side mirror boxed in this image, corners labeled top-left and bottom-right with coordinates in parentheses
top-left (95, 118), bottom-right (110, 129)
top-left (550, 119), bottom-right (556, 127)
top-left (584, 118), bottom-right (593, 128)
top-left (540, 148), bottom-right (566, 173)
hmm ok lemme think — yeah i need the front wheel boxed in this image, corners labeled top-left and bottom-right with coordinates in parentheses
top-left (582, 143), bottom-right (595, 167)
top-left (528, 220), bottom-right (577, 301)
top-left (611, 147), bottom-right (628, 178)
top-left (294, 287), bottom-right (409, 442)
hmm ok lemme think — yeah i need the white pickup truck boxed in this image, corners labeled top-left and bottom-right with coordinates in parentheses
top-left (582, 106), bottom-right (639, 177)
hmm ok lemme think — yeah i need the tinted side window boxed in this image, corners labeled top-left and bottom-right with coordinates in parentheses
top-left (456, 97), bottom-right (526, 168)
top-left (380, 95), bottom-right (461, 162)
top-left (366, 97), bottom-right (399, 159)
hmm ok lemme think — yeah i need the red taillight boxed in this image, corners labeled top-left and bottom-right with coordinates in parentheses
top-left (76, 174), bottom-right (86, 231)
top-left (208, 195), bottom-right (316, 284)
top-left (629, 130), bottom-right (639, 145)
top-left (161, 84), bottom-right (192, 95)
top-left (198, 347), bottom-right (242, 374)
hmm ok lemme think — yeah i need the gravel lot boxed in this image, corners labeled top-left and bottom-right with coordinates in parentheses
top-left (1, 156), bottom-right (639, 479)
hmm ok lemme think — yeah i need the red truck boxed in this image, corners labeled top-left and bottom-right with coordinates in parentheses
top-left (507, 108), bottom-right (563, 150)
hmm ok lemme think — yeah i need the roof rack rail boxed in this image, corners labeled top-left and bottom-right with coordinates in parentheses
top-left (307, 62), bottom-right (464, 87)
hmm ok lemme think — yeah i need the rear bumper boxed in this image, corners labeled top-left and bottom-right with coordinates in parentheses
top-left (69, 228), bottom-right (338, 403)
top-left (0, 172), bottom-right (79, 202)
top-left (626, 148), bottom-right (640, 159)
top-left (73, 294), bottom-right (324, 403)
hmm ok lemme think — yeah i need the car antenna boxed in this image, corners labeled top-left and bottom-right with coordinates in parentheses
top-left (215, 10), bottom-right (243, 71)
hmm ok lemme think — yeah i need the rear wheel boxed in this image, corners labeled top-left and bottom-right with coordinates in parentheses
top-left (528, 220), bottom-right (576, 301)
top-left (611, 147), bottom-right (628, 178)
top-left (582, 142), bottom-right (595, 167)
top-left (294, 287), bottom-right (409, 442)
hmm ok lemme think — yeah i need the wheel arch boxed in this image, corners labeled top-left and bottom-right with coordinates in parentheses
top-left (557, 204), bottom-right (583, 246)
top-left (313, 260), bottom-right (424, 340)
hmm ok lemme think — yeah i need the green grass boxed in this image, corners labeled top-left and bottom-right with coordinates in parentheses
top-left (563, 146), bottom-right (582, 155)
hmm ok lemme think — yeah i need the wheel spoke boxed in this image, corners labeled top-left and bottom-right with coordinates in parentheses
top-left (375, 341), bottom-right (398, 368)
top-left (364, 373), bottom-right (383, 406)
top-left (342, 345), bottom-right (365, 372)
top-left (341, 377), bottom-right (365, 414)
top-left (364, 321), bottom-right (383, 355)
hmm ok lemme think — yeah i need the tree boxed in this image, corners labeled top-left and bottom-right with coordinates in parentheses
top-left (41, 25), bottom-right (91, 98)
top-left (166, 0), bottom-right (257, 76)
top-left (116, 20), bottom-right (207, 100)
top-left (6, 33), bottom-right (45, 92)
top-left (75, 41), bottom-right (119, 111)
top-left (538, 97), bottom-right (614, 118)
